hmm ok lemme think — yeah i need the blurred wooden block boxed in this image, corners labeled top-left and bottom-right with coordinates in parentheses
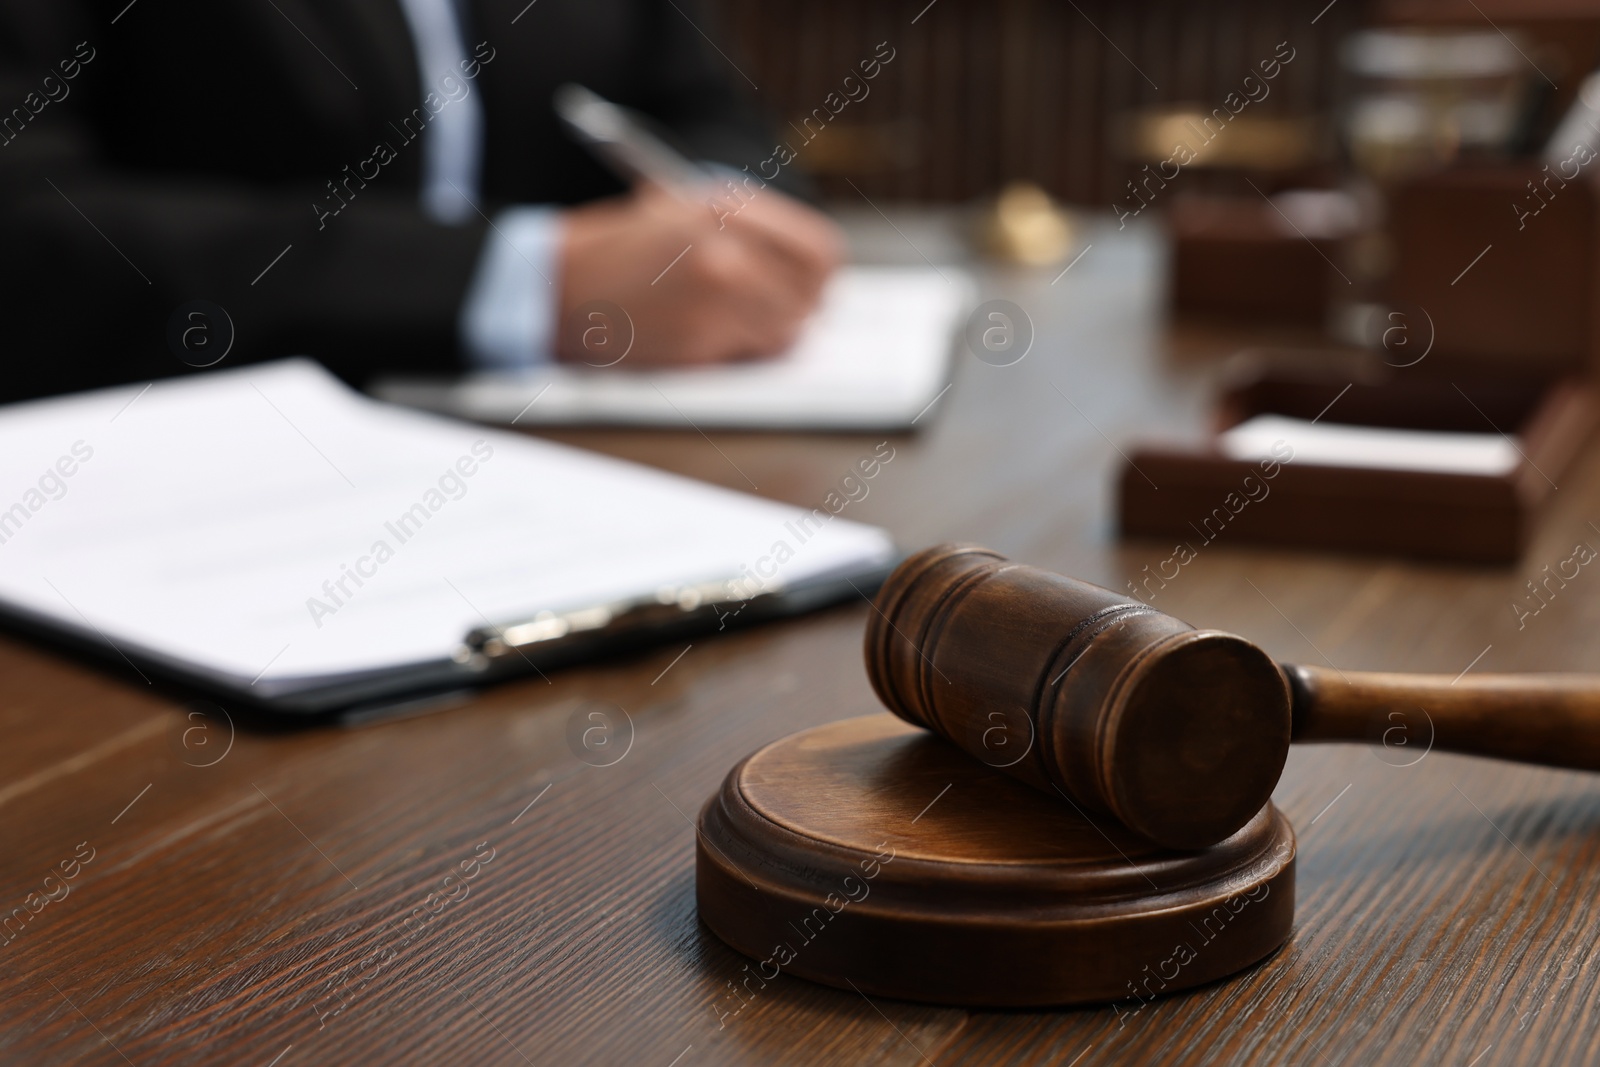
top-left (1169, 196), bottom-right (1339, 324)
top-left (1389, 164), bottom-right (1600, 375)
top-left (1131, 163), bottom-right (1600, 563)
top-left (1117, 361), bottom-right (1598, 563)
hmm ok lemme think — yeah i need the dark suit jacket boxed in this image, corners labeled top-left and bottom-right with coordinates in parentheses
top-left (0, 0), bottom-right (782, 402)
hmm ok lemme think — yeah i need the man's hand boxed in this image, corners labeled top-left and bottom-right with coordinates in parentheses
top-left (555, 183), bottom-right (844, 367)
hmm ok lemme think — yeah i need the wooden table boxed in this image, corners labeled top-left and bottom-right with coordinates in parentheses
top-left (5, 212), bottom-right (1599, 1066)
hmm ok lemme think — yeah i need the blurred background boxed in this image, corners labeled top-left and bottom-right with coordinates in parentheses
top-left (669, 0), bottom-right (1600, 564)
top-left (711, 0), bottom-right (1581, 202)
top-left (710, 0), bottom-right (1600, 365)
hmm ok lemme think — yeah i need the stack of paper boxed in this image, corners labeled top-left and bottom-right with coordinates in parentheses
top-left (1219, 414), bottom-right (1521, 476)
top-left (374, 267), bottom-right (969, 430)
top-left (0, 360), bottom-right (896, 705)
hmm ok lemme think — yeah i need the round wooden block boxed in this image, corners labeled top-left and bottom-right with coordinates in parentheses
top-left (696, 714), bottom-right (1296, 1008)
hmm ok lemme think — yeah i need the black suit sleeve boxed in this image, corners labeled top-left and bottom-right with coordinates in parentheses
top-left (0, 2), bottom-right (490, 402)
top-left (0, 0), bottom-right (796, 404)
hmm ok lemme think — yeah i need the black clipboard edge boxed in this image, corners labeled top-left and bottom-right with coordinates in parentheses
top-left (0, 555), bottom-right (900, 725)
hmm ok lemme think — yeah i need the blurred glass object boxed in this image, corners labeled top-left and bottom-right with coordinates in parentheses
top-left (1343, 29), bottom-right (1528, 180)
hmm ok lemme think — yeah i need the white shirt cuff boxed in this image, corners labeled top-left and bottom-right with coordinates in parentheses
top-left (459, 206), bottom-right (563, 370)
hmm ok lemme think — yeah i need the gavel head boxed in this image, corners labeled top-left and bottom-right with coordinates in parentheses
top-left (865, 544), bottom-right (1292, 849)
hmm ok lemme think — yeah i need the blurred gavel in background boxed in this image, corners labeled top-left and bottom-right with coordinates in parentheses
top-left (866, 544), bottom-right (1600, 849)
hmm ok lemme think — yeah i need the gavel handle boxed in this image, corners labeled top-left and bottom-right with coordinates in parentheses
top-left (1286, 663), bottom-right (1600, 771)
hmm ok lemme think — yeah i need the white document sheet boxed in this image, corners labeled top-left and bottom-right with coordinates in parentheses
top-left (373, 267), bottom-right (969, 430)
top-left (0, 360), bottom-right (895, 696)
top-left (1219, 414), bottom-right (1521, 476)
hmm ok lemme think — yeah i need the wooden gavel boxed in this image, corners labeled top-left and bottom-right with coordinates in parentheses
top-left (866, 544), bottom-right (1600, 849)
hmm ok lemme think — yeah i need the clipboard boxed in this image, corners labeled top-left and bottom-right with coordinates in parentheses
top-left (0, 557), bottom-right (894, 720)
top-left (0, 360), bottom-right (900, 718)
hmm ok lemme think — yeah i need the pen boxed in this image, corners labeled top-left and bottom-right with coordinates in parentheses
top-left (553, 82), bottom-right (712, 201)
top-left (456, 578), bottom-right (781, 667)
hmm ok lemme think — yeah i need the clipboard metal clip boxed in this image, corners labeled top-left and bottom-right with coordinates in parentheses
top-left (455, 577), bottom-right (781, 670)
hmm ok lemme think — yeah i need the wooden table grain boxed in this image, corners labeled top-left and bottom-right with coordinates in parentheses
top-left (4, 213), bottom-right (1598, 1066)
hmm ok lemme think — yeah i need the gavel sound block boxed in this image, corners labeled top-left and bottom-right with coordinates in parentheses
top-left (695, 713), bottom-right (1295, 1007)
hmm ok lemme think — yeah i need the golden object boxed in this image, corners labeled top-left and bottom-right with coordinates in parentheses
top-left (1127, 109), bottom-right (1318, 171)
top-left (976, 181), bottom-right (1075, 266)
